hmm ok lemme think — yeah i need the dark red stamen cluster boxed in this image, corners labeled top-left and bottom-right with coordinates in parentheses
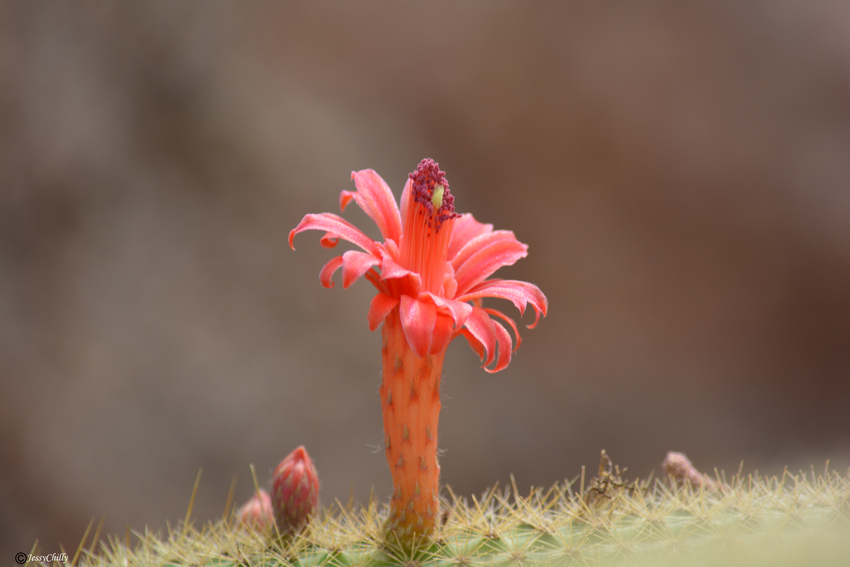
top-left (409, 158), bottom-right (458, 231)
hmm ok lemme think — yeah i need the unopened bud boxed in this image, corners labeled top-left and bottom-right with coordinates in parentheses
top-left (663, 451), bottom-right (718, 490)
top-left (236, 488), bottom-right (273, 530)
top-left (271, 445), bottom-right (319, 536)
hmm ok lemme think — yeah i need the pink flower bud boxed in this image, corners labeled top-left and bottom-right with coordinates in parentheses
top-left (271, 446), bottom-right (319, 536)
top-left (236, 488), bottom-right (273, 530)
top-left (663, 451), bottom-right (718, 490)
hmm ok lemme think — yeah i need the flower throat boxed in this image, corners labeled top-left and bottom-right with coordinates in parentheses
top-left (400, 159), bottom-right (459, 295)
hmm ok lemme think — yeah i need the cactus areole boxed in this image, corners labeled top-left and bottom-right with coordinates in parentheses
top-left (289, 159), bottom-right (548, 545)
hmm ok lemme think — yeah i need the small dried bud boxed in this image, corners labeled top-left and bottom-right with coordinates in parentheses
top-left (271, 446), bottom-right (319, 536)
top-left (663, 451), bottom-right (717, 490)
top-left (236, 489), bottom-right (273, 530)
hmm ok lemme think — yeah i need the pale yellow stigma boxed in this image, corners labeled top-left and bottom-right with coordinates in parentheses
top-left (431, 185), bottom-right (445, 210)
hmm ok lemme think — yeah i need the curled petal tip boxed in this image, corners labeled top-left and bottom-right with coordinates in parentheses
top-left (526, 293), bottom-right (548, 329)
top-left (463, 307), bottom-right (497, 369)
top-left (484, 307), bottom-right (522, 352)
top-left (483, 318), bottom-right (512, 373)
top-left (320, 233), bottom-right (340, 248)
top-left (339, 190), bottom-right (356, 212)
top-left (288, 212), bottom-right (380, 256)
top-left (319, 256), bottom-right (344, 288)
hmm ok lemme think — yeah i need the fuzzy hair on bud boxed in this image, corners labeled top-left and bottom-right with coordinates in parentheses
top-left (236, 488), bottom-right (273, 530)
top-left (271, 445), bottom-right (319, 536)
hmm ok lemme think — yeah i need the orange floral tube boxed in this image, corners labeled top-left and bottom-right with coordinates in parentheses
top-left (380, 308), bottom-right (445, 541)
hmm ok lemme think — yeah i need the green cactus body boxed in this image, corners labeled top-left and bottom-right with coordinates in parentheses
top-left (78, 466), bottom-right (850, 567)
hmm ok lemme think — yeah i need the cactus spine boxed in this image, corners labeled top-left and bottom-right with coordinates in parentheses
top-left (78, 461), bottom-right (850, 567)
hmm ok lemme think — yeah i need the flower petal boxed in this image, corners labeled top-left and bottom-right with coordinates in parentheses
top-left (429, 313), bottom-right (454, 355)
top-left (399, 295), bottom-right (436, 358)
top-left (448, 213), bottom-right (493, 261)
top-left (484, 307), bottom-right (522, 352)
top-left (462, 306), bottom-right (516, 371)
top-left (484, 317), bottom-right (513, 373)
top-left (342, 250), bottom-right (380, 288)
top-left (459, 329), bottom-right (486, 362)
top-left (379, 250), bottom-right (422, 294)
top-left (457, 279), bottom-right (548, 328)
top-left (462, 306), bottom-right (496, 369)
top-left (367, 293), bottom-right (399, 331)
top-left (441, 263), bottom-right (458, 299)
top-left (290, 213), bottom-right (380, 256)
top-left (320, 232), bottom-right (340, 248)
top-left (451, 230), bottom-right (526, 272)
top-left (319, 256), bottom-right (344, 288)
top-left (399, 177), bottom-right (412, 228)
top-left (343, 169), bottom-right (403, 244)
top-left (420, 292), bottom-right (473, 330)
top-left (453, 234), bottom-right (529, 296)
top-left (339, 191), bottom-right (356, 212)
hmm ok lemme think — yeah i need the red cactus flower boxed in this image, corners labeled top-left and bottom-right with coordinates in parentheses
top-left (271, 446), bottom-right (319, 536)
top-left (289, 159), bottom-right (547, 545)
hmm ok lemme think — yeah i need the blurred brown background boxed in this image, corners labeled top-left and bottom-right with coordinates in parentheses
top-left (2, 0), bottom-right (849, 556)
